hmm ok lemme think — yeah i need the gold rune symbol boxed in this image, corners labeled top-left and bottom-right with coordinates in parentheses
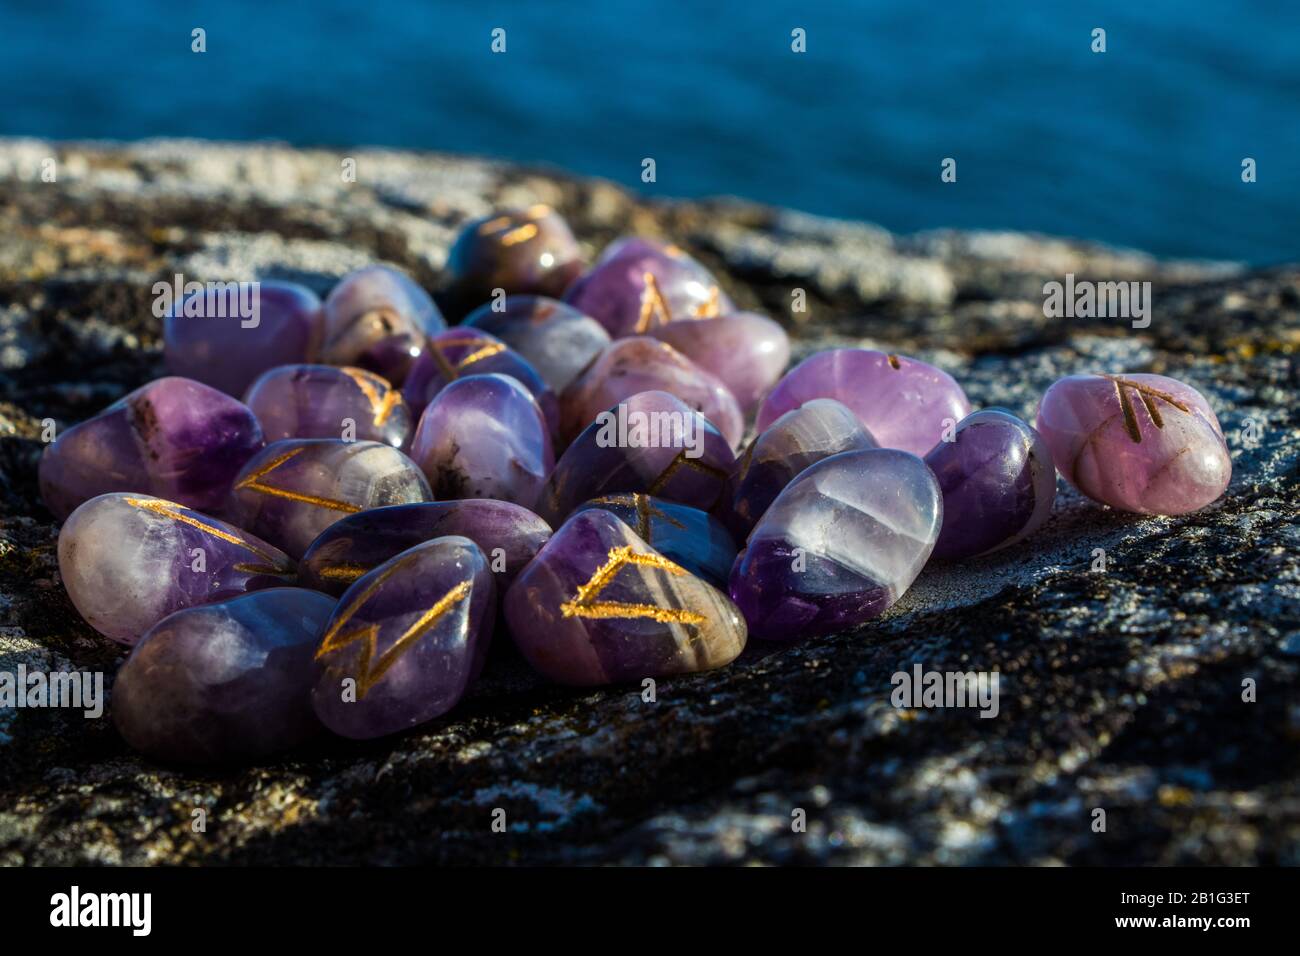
top-left (314, 562), bottom-right (473, 698)
top-left (477, 205), bottom-right (551, 243)
top-left (342, 367), bottom-right (402, 426)
top-left (235, 446), bottom-right (361, 513)
top-left (1100, 375), bottom-right (1191, 443)
top-left (316, 562), bottom-right (370, 584)
top-left (633, 273), bottom-right (723, 333)
top-left (560, 545), bottom-right (706, 626)
top-left (427, 334), bottom-right (507, 382)
top-left (589, 492), bottom-right (686, 543)
top-left (123, 497), bottom-right (292, 576)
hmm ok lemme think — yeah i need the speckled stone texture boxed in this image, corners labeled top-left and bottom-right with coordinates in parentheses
top-left (0, 140), bottom-right (1297, 865)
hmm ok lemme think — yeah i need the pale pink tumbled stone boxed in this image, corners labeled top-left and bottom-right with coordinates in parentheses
top-left (1035, 372), bottom-right (1231, 516)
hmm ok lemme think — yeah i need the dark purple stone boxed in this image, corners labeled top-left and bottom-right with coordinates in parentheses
top-left (39, 376), bottom-right (264, 521)
top-left (504, 509), bottom-right (746, 686)
top-left (924, 409), bottom-right (1057, 560)
top-left (312, 536), bottom-right (496, 739)
top-left (299, 500), bottom-right (552, 597)
top-left (447, 205), bottom-right (584, 303)
top-left (321, 265), bottom-right (445, 384)
top-left (112, 588), bottom-right (333, 763)
top-left (538, 390), bottom-right (737, 526)
top-left (243, 364), bottom-right (412, 448)
top-left (461, 295), bottom-right (611, 391)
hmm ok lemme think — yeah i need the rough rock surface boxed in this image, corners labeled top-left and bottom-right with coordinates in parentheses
top-left (0, 139), bottom-right (1297, 865)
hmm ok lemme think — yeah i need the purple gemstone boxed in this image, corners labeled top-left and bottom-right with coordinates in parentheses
top-left (924, 409), bottom-right (1057, 560)
top-left (538, 390), bottom-right (737, 526)
top-left (58, 492), bottom-right (294, 646)
top-left (726, 398), bottom-right (878, 539)
top-left (320, 265), bottom-right (445, 383)
top-left (1036, 373), bottom-right (1232, 515)
top-left (39, 376), bottom-right (264, 521)
top-left (113, 588), bottom-right (333, 763)
top-left (312, 536), bottom-right (495, 739)
top-left (462, 295), bottom-right (611, 391)
top-left (649, 311), bottom-right (790, 414)
top-left (243, 364), bottom-right (412, 448)
top-left (408, 373), bottom-right (554, 509)
top-left (299, 500), bottom-right (552, 597)
top-left (560, 336), bottom-right (744, 448)
top-left (563, 237), bottom-right (734, 339)
top-left (225, 439), bottom-right (431, 559)
top-left (447, 206), bottom-right (584, 304)
top-left (756, 349), bottom-right (971, 457)
top-left (164, 280), bottom-right (323, 397)
top-left (729, 449), bottom-right (942, 641)
top-left (402, 327), bottom-right (559, 435)
top-left (504, 509), bottom-right (746, 686)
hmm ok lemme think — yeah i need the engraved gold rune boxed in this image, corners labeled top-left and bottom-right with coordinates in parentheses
top-left (560, 545), bottom-right (706, 625)
top-left (316, 562), bottom-right (370, 584)
top-left (342, 367), bottom-right (401, 426)
top-left (235, 446), bottom-right (362, 513)
top-left (646, 450), bottom-right (729, 498)
top-left (1101, 375), bottom-right (1192, 444)
top-left (427, 334), bottom-right (508, 382)
top-left (634, 273), bottom-right (722, 332)
top-left (314, 562), bottom-right (473, 698)
top-left (589, 492), bottom-right (685, 543)
top-left (500, 222), bottom-right (539, 246)
top-left (123, 497), bottom-right (291, 576)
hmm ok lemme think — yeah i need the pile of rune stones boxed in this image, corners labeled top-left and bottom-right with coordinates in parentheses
top-left (39, 206), bottom-right (1234, 762)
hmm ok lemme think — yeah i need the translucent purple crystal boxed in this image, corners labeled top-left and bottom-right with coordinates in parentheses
top-left (163, 280), bottom-right (324, 397)
top-left (39, 376), bottom-right (264, 521)
top-left (402, 327), bottom-right (559, 435)
top-left (756, 349), bottom-right (971, 457)
top-left (559, 336), bottom-right (744, 448)
top-left (225, 438), bottom-right (431, 559)
top-left (570, 493), bottom-right (737, 587)
top-left (408, 373), bottom-right (554, 509)
top-left (462, 295), bottom-right (611, 392)
top-left (538, 390), bottom-right (737, 526)
top-left (447, 205), bottom-right (584, 304)
top-left (113, 588), bottom-right (334, 763)
top-left (564, 237), bottom-right (733, 339)
top-left (58, 492), bottom-right (294, 646)
top-left (312, 536), bottom-right (496, 739)
top-left (243, 364), bottom-right (412, 448)
top-left (924, 409), bottom-right (1057, 560)
top-left (504, 509), bottom-right (746, 686)
top-left (726, 398), bottom-right (879, 539)
top-left (320, 265), bottom-right (445, 383)
top-left (299, 500), bottom-right (552, 597)
top-left (729, 449), bottom-right (942, 641)
top-left (649, 311), bottom-right (790, 414)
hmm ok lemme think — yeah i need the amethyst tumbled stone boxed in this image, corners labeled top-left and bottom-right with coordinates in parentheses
top-left (299, 500), bottom-right (552, 596)
top-left (505, 509), bottom-right (746, 686)
top-left (924, 409), bottom-right (1057, 560)
top-left (244, 364), bottom-right (411, 448)
top-left (726, 398), bottom-right (879, 538)
top-left (39, 376), bottom-right (264, 521)
top-left (564, 237), bottom-right (733, 339)
top-left (462, 295), bottom-right (611, 391)
top-left (163, 279), bottom-right (324, 397)
top-left (58, 492), bottom-right (294, 646)
top-left (447, 205), bottom-right (584, 304)
top-left (560, 336), bottom-right (744, 448)
top-left (729, 449), bottom-right (942, 641)
top-left (312, 536), bottom-right (495, 739)
top-left (225, 439), bottom-right (431, 559)
top-left (570, 493), bottom-right (737, 587)
top-left (408, 373), bottom-right (554, 508)
top-left (756, 349), bottom-right (971, 457)
top-left (538, 390), bottom-right (736, 526)
top-left (112, 588), bottom-right (333, 763)
top-left (321, 265), bottom-right (445, 383)
top-left (649, 311), bottom-right (790, 414)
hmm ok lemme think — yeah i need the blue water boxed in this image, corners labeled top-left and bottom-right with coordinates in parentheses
top-left (2, 1), bottom-right (1296, 264)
